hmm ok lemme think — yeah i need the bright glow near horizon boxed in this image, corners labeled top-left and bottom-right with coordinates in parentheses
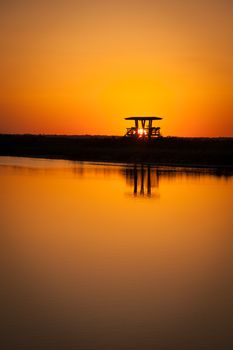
top-left (1, 0), bottom-right (233, 136)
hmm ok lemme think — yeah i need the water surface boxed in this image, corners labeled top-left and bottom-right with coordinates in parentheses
top-left (1, 157), bottom-right (233, 349)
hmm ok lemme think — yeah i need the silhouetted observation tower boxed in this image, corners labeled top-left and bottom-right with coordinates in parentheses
top-left (125, 116), bottom-right (163, 138)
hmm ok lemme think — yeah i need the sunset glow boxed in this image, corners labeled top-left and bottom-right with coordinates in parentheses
top-left (1, 0), bottom-right (233, 136)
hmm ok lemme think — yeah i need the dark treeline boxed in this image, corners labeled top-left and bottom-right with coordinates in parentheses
top-left (0, 134), bottom-right (233, 168)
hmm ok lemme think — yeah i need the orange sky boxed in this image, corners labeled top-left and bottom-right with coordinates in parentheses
top-left (1, 0), bottom-right (233, 136)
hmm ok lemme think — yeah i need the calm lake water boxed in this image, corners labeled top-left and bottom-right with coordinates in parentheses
top-left (1, 156), bottom-right (233, 350)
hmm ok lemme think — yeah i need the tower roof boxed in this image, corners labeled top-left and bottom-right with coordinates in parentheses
top-left (125, 116), bottom-right (162, 121)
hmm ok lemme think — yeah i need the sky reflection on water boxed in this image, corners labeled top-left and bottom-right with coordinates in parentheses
top-left (0, 157), bottom-right (233, 350)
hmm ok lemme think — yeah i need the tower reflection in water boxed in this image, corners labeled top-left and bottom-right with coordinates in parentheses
top-left (124, 165), bottom-right (159, 198)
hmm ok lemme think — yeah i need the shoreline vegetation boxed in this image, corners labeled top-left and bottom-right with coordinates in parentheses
top-left (0, 134), bottom-right (233, 170)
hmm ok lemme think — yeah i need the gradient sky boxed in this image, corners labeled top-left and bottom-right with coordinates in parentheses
top-left (1, 0), bottom-right (233, 136)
